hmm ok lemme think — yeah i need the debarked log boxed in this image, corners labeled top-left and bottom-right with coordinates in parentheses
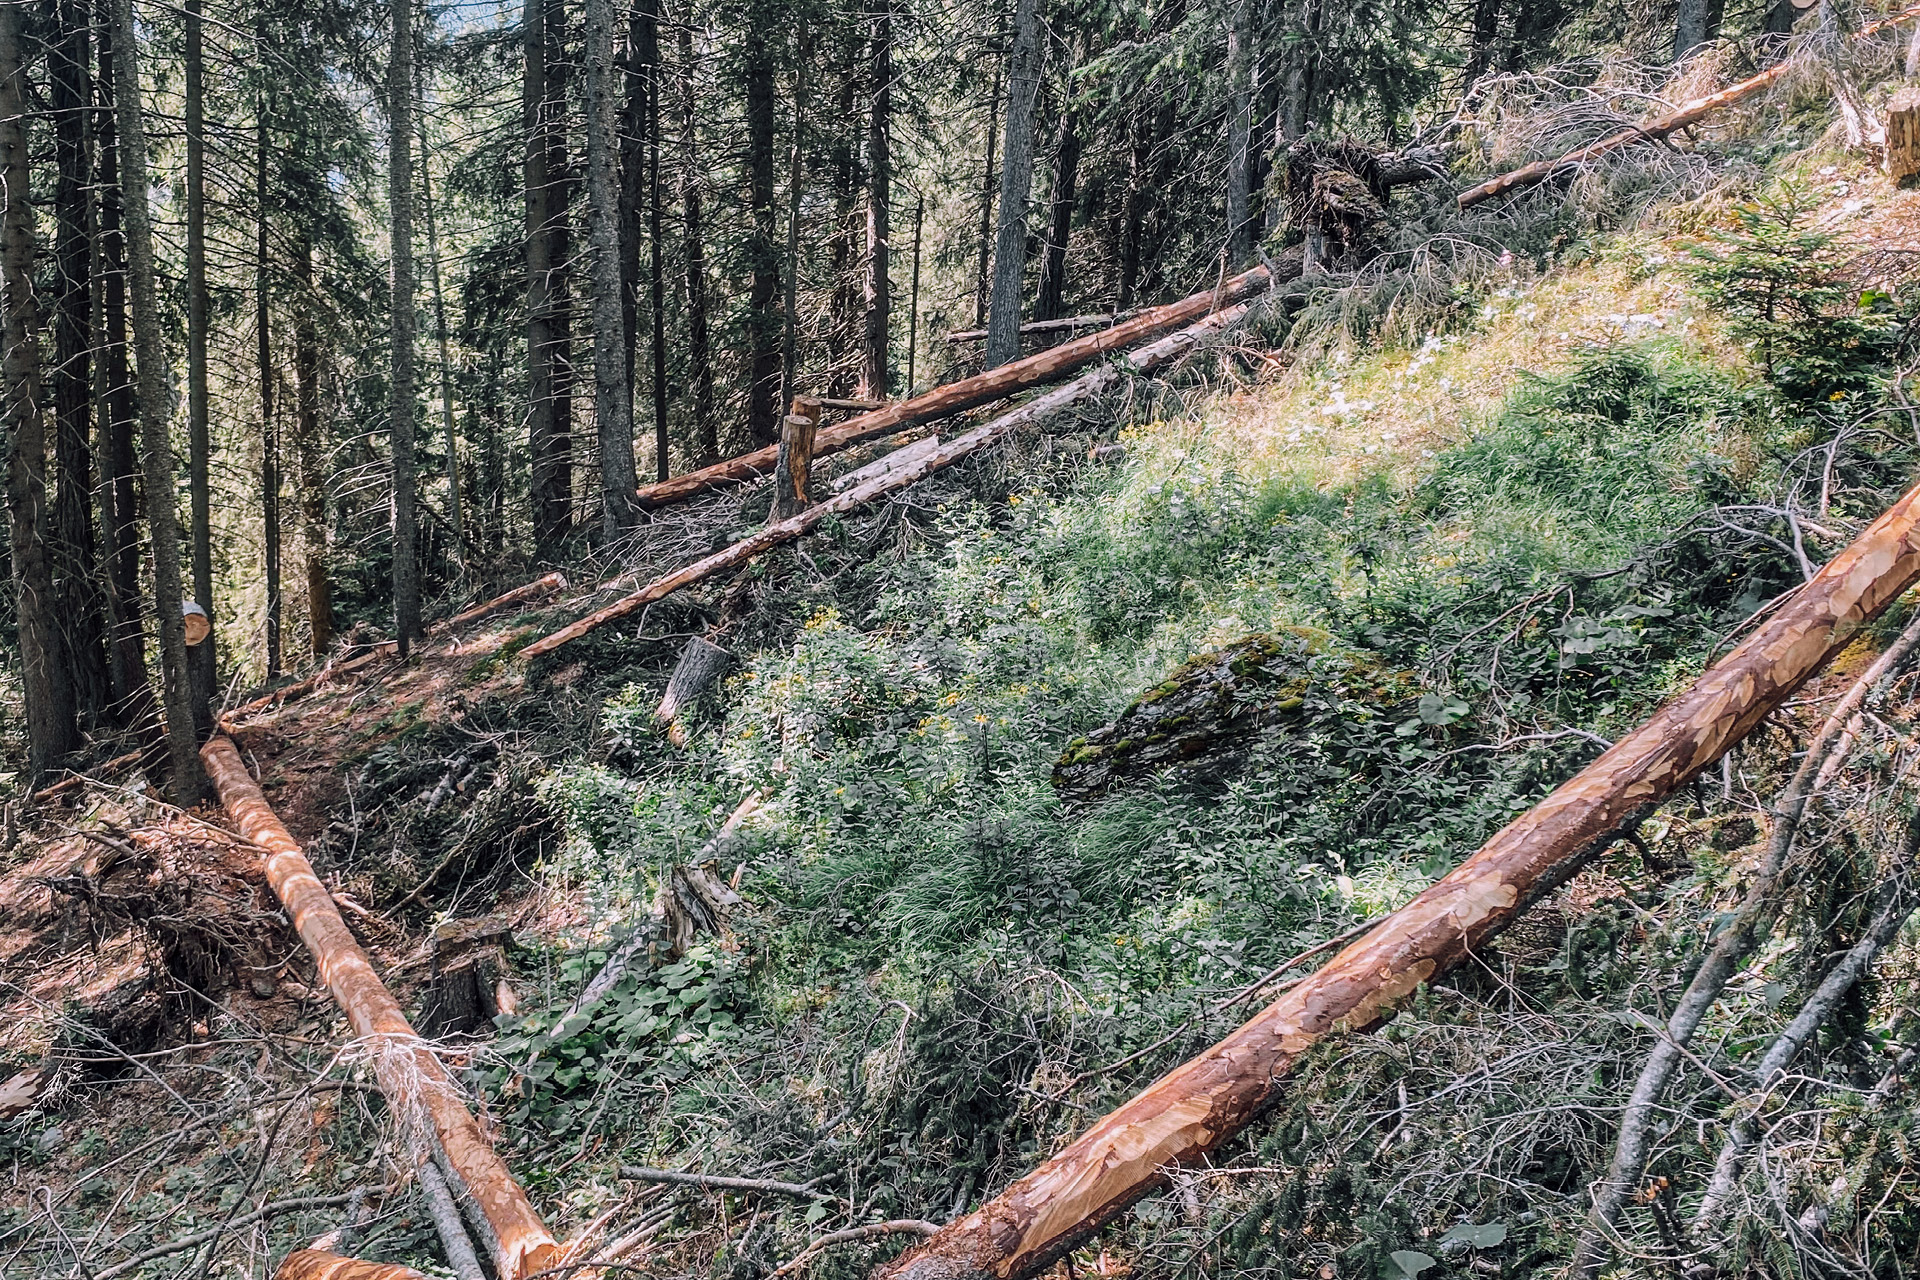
top-left (275, 1251), bottom-right (428, 1280)
top-left (526, 298), bottom-right (1263, 660)
top-left (200, 735), bottom-right (560, 1280)
top-left (875, 478), bottom-right (1920, 1280)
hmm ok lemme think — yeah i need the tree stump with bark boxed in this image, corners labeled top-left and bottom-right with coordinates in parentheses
top-left (1052, 631), bottom-right (1413, 800)
top-left (657, 636), bottom-right (732, 746)
top-left (774, 395), bottom-right (821, 519)
top-left (1888, 87), bottom-right (1920, 186)
top-left (417, 915), bottom-right (513, 1037)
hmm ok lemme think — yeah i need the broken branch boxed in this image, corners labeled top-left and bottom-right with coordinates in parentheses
top-left (617, 1165), bottom-right (835, 1201)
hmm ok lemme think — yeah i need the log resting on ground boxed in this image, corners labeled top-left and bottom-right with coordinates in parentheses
top-left (526, 297), bottom-right (1263, 660)
top-left (874, 479), bottom-right (1920, 1280)
top-left (632, 262), bottom-right (1286, 511)
top-left (200, 736), bottom-right (560, 1280)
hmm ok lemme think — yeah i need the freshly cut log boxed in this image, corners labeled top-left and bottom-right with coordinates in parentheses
top-left (200, 736), bottom-right (560, 1280)
top-left (1458, 5), bottom-right (1920, 209)
top-left (275, 1251), bottom-right (427, 1280)
top-left (875, 478), bottom-right (1920, 1280)
top-left (443, 571), bottom-right (568, 628)
top-left (525, 299), bottom-right (1258, 660)
top-left (632, 261), bottom-right (1285, 511)
top-left (830, 434), bottom-right (941, 494)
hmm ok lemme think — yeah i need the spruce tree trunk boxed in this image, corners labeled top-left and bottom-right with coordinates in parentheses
top-left (185, 0), bottom-right (216, 734)
top-left (1674, 0), bottom-right (1715, 58)
top-left (975, 64), bottom-right (999, 326)
top-left (585, 0), bottom-right (641, 536)
top-left (862, 1), bottom-right (891, 398)
top-left (389, 0), bottom-right (421, 653)
top-left (93, 8), bottom-right (155, 721)
top-left (1463, 0), bottom-right (1500, 86)
top-left (2, 0), bottom-right (78, 781)
top-left (48, 0), bottom-right (110, 723)
top-left (742, 16), bottom-right (782, 446)
top-left (1034, 99), bottom-right (1079, 323)
top-left (1280, 0), bottom-right (1314, 141)
top-left (293, 237), bottom-right (333, 658)
top-left (418, 118), bottom-right (465, 568)
top-left (985, 0), bottom-right (1042, 368)
top-left (525, 0), bottom-right (573, 556)
top-left (781, 30), bottom-right (807, 407)
top-left (109, 0), bottom-right (204, 799)
top-left (1224, 0), bottom-right (1253, 263)
top-left (258, 79), bottom-right (280, 679)
top-left (642, 0), bottom-right (667, 481)
top-left (677, 27), bottom-right (717, 464)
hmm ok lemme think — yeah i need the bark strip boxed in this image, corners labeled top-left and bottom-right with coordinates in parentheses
top-left (527, 300), bottom-right (1257, 660)
top-left (200, 735), bottom-right (560, 1280)
top-left (633, 262), bottom-right (1283, 510)
top-left (875, 478), bottom-right (1920, 1280)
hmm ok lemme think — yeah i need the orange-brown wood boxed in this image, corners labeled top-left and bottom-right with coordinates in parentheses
top-left (633, 263), bottom-right (1282, 510)
top-left (877, 479), bottom-right (1920, 1280)
top-left (444, 571), bottom-right (568, 628)
top-left (275, 1251), bottom-right (429, 1280)
top-left (774, 396), bottom-right (822, 519)
top-left (201, 736), bottom-right (560, 1280)
top-left (1458, 6), bottom-right (1920, 209)
top-left (524, 301), bottom-right (1256, 661)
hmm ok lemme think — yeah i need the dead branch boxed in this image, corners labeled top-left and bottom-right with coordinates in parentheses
top-left (1572, 602), bottom-right (1920, 1274)
top-left (417, 1158), bottom-right (486, 1280)
top-left (444, 572), bottom-right (569, 629)
top-left (617, 1165), bottom-right (835, 1201)
top-left (875, 475), bottom-right (1920, 1280)
top-left (775, 1222), bottom-right (941, 1277)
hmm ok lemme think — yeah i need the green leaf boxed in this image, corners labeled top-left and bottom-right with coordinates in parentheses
top-left (1439, 1221), bottom-right (1507, 1248)
top-left (1388, 1250), bottom-right (1436, 1279)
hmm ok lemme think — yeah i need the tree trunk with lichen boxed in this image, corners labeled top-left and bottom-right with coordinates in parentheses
top-left (876, 477), bottom-right (1920, 1280)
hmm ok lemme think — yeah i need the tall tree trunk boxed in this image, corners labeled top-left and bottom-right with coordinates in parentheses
top-left (585, 0), bottom-right (641, 536)
top-left (781, 29), bottom-right (807, 406)
top-left (2, 0), bottom-right (78, 781)
top-left (1117, 111), bottom-right (1145, 310)
top-left (742, 15), bottom-right (781, 446)
top-left (525, 0), bottom-right (573, 556)
top-left (293, 237), bottom-right (332, 658)
top-left (93, 7), bottom-right (153, 722)
top-left (1280, 0), bottom-right (1313, 141)
top-left (1674, 0), bottom-right (1715, 58)
top-left (906, 194), bottom-right (922, 388)
top-left (984, 0), bottom-right (1042, 368)
top-left (258, 77), bottom-right (281, 679)
top-left (974, 63), bottom-right (1000, 326)
top-left (47, 0), bottom-right (110, 724)
top-left (643, 0), bottom-right (667, 481)
top-left (1035, 96), bottom-right (1079, 322)
top-left (826, 42), bottom-right (859, 398)
top-left (1463, 0), bottom-right (1500, 86)
top-left (677, 27), bottom-right (717, 464)
top-left (1224, 0), bottom-right (1253, 264)
top-left (110, 0), bottom-right (204, 798)
top-left (418, 116), bottom-right (465, 570)
top-left (389, 0), bottom-right (420, 653)
top-left (623, 0), bottom-right (669, 481)
top-left (861, 1), bottom-right (891, 398)
top-left (185, 0), bottom-right (215, 736)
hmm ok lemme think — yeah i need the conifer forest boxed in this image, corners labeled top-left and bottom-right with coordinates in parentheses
top-left (23, 0), bottom-right (1920, 1276)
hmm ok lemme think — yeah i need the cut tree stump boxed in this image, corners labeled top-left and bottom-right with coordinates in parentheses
top-left (876, 475), bottom-right (1920, 1280)
top-left (1889, 87), bottom-right (1920, 185)
top-left (417, 916), bottom-right (513, 1037)
top-left (775, 396), bottom-right (822, 519)
top-left (657, 636), bottom-right (733, 746)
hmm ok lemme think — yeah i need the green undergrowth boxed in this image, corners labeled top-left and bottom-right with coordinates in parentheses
top-left (475, 187), bottom-right (1920, 1278)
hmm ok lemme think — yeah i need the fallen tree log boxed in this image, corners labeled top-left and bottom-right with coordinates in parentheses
top-left (632, 261), bottom-right (1284, 511)
top-left (443, 571), bottom-right (568, 629)
top-left (200, 735), bottom-right (560, 1280)
top-left (526, 298), bottom-right (1260, 660)
top-left (1457, 6), bottom-right (1920, 209)
top-left (873, 478), bottom-right (1920, 1280)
